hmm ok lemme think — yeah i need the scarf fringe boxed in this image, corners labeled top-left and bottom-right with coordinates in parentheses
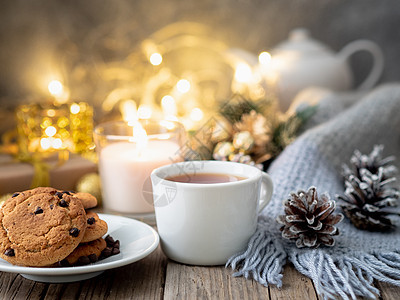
top-left (290, 250), bottom-right (400, 299)
top-left (226, 229), bottom-right (286, 288)
top-left (226, 229), bottom-right (400, 299)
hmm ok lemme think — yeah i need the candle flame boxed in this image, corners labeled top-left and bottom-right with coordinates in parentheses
top-left (120, 100), bottom-right (138, 123)
top-left (132, 122), bottom-right (148, 157)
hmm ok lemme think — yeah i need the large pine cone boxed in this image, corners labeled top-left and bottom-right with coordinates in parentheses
top-left (277, 187), bottom-right (344, 248)
top-left (338, 167), bottom-right (400, 231)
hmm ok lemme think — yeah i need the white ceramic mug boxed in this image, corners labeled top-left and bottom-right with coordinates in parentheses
top-left (150, 160), bottom-right (273, 265)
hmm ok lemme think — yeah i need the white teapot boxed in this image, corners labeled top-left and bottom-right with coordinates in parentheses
top-left (266, 28), bottom-right (384, 111)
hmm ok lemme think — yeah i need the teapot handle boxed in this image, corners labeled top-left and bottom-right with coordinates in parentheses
top-left (338, 40), bottom-right (384, 90)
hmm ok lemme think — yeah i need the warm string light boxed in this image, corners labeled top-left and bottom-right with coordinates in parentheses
top-left (48, 80), bottom-right (63, 96)
top-left (161, 95), bottom-right (177, 116)
top-left (190, 107), bottom-right (204, 122)
top-left (234, 63), bottom-right (253, 83)
top-left (258, 51), bottom-right (272, 66)
top-left (44, 23), bottom-right (275, 131)
top-left (47, 79), bottom-right (69, 104)
top-left (40, 137), bottom-right (63, 150)
top-left (112, 24), bottom-right (248, 129)
top-left (149, 53), bottom-right (163, 66)
top-left (70, 103), bottom-right (81, 114)
top-left (176, 79), bottom-right (191, 94)
top-left (137, 104), bottom-right (152, 119)
top-left (44, 126), bottom-right (56, 137)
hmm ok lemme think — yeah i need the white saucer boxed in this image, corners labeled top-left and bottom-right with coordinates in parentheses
top-left (100, 208), bottom-right (156, 226)
top-left (0, 214), bottom-right (159, 283)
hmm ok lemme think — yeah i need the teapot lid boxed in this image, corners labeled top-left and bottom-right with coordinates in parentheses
top-left (273, 28), bottom-right (333, 55)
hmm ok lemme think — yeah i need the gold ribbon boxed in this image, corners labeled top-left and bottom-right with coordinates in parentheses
top-left (1, 129), bottom-right (69, 188)
top-left (15, 152), bottom-right (51, 188)
top-left (14, 151), bottom-right (69, 188)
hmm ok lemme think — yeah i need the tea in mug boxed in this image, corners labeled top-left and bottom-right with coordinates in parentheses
top-left (166, 173), bottom-right (246, 184)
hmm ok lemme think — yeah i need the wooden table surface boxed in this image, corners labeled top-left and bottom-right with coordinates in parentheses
top-left (0, 243), bottom-right (399, 300)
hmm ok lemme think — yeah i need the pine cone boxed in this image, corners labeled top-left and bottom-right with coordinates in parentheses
top-left (342, 145), bottom-right (397, 180)
top-left (337, 167), bottom-right (400, 231)
top-left (277, 187), bottom-right (344, 248)
top-left (234, 110), bottom-right (271, 157)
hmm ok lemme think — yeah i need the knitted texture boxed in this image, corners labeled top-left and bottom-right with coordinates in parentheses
top-left (227, 84), bottom-right (400, 299)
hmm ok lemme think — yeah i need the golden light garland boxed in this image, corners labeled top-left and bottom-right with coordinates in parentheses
top-left (47, 22), bottom-right (274, 130)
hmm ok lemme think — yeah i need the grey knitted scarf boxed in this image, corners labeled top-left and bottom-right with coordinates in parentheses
top-left (226, 84), bottom-right (400, 299)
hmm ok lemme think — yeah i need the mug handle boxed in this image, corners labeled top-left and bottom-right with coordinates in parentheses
top-left (258, 172), bottom-right (274, 213)
top-left (338, 40), bottom-right (384, 90)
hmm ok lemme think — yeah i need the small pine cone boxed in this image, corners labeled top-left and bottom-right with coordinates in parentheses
top-left (338, 167), bottom-right (400, 231)
top-left (277, 187), bottom-right (344, 248)
top-left (342, 145), bottom-right (397, 180)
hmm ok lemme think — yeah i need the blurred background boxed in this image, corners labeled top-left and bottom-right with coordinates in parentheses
top-left (1, 0), bottom-right (400, 130)
top-left (0, 0), bottom-right (399, 195)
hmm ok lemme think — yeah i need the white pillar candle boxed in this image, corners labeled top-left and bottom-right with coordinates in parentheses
top-left (99, 140), bottom-right (181, 214)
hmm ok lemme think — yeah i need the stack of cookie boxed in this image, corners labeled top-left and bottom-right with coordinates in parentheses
top-left (0, 187), bottom-right (119, 267)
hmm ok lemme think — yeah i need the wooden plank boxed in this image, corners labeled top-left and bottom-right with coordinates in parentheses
top-left (164, 261), bottom-right (270, 299)
top-left (44, 281), bottom-right (82, 299)
top-left (44, 245), bottom-right (167, 300)
top-left (375, 281), bottom-right (400, 300)
top-left (0, 272), bottom-right (48, 299)
top-left (269, 264), bottom-right (319, 300)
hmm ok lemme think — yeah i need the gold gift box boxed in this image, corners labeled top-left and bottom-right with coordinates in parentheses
top-left (16, 102), bottom-right (94, 155)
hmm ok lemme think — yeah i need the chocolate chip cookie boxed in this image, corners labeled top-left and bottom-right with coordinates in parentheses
top-left (81, 211), bottom-right (108, 243)
top-left (0, 187), bottom-right (87, 267)
top-left (55, 190), bottom-right (97, 209)
top-left (62, 238), bottom-right (107, 266)
top-left (73, 192), bottom-right (98, 209)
